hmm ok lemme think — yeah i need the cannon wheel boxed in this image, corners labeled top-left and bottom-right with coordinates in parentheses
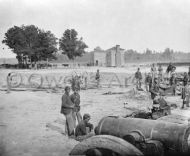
top-left (69, 135), bottom-right (143, 156)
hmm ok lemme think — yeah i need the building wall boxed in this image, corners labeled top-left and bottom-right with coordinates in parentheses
top-left (106, 51), bottom-right (116, 67)
top-left (116, 50), bottom-right (125, 66)
top-left (93, 52), bottom-right (106, 66)
top-left (120, 51), bottom-right (125, 66)
top-left (116, 51), bottom-right (121, 66)
top-left (90, 45), bottom-right (126, 67)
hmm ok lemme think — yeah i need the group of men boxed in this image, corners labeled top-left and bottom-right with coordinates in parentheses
top-left (60, 86), bottom-right (93, 141)
top-left (135, 63), bottom-right (190, 109)
top-left (134, 64), bottom-right (164, 91)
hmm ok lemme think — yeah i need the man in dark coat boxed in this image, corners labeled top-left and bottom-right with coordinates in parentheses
top-left (170, 73), bottom-right (177, 96)
top-left (60, 86), bottom-right (75, 136)
top-left (181, 72), bottom-right (189, 108)
top-left (95, 69), bottom-right (100, 88)
top-left (158, 64), bottom-right (163, 82)
top-left (145, 72), bottom-right (152, 92)
top-left (135, 68), bottom-right (142, 90)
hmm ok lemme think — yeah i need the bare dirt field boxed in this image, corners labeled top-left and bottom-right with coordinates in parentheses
top-left (0, 66), bottom-right (190, 156)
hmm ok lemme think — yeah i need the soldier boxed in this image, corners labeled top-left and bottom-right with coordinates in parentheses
top-left (75, 113), bottom-right (94, 142)
top-left (158, 64), bottom-right (163, 82)
top-left (135, 68), bottom-right (142, 90)
top-left (6, 73), bottom-right (11, 93)
top-left (145, 72), bottom-right (152, 92)
top-left (151, 63), bottom-right (157, 81)
top-left (149, 77), bottom-right (160, 102)
top-left (95, 69), bottom-right (100, 88)
top-left (170, 73), bottom-right (177, 96)
top-left (166, 63), bottom-right (176, 81)
top-left (60, 86), bottom-right (75, 136)
top-left (70, 87), bottom-right (82, 127)
top-left (71, 75), bottom-right (81, 91)
top-left (188, 66), bottom-right (190, 79)
top-left (181, 72), bottom-right (189, 109)
top-left (150, 77), bottom-right (170, 115)
top-left (166, 62), bottom-right (173, 74)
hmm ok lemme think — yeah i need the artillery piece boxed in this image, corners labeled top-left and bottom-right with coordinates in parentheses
top-left (70, 116), bottom-right (190, 156)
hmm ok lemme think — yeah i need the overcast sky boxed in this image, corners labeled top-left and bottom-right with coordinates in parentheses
top-left (0, 0), bottom-right (190, 58)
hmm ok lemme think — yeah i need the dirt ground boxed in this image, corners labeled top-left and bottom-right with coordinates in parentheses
top-left (0, 66), bottom-right (190, 156)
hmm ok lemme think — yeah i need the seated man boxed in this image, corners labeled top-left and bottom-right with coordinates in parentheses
top-left (150, 77), bottom-right (170, 110)
top-left (75, 113), bottom-right (94, 142)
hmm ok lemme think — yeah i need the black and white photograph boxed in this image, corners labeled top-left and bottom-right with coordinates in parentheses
top-left (0, 0), bottom-right (190, 156)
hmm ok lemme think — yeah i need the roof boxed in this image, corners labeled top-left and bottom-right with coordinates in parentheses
top-left (106, 46), bottom-right (125, 51)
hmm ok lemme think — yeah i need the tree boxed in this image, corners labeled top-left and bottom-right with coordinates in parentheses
top-left (2, 25), bottom-right (58, 68)
top-left (34, 30), bottom-right (58, 62)
top-left (59, 29), bottom-right (88, 60)
top-left (2, 26), bottom-right (26, 67)
top-left (162, 48), bottom-right (174, 61)
top-left (144, 48), bottom-right (153, 61)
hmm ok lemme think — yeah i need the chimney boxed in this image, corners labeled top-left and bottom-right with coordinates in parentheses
top-left (116, 45), bottom-right (120, 53)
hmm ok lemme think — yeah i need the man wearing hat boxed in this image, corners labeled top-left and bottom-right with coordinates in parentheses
top-left (150, 77), bottom-right (160, 101)
top-left (75, 113), bottom-right (94, 141)
top-left (135, 68), bottom-right (142, 90)
top-left (60, 86), bottom-right (75, 136)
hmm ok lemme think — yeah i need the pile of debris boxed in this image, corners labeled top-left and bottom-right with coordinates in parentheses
top-left (123, 88), bottom-right (151, 101)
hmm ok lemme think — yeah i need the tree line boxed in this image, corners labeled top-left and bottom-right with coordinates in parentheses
top-left (2, 25), bottom-right (88, 68)
top-left (124, 48), bottom-right (190, 63)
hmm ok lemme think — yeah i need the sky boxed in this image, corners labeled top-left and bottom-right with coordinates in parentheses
top-left (0, 0), bottom-right (190, 58)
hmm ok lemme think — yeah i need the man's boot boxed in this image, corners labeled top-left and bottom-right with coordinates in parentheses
top-left (181, 100), bottom-right (185, 109)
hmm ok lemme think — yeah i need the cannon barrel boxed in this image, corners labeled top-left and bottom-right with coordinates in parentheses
top-left (95, 116), bottom-right (190, 154)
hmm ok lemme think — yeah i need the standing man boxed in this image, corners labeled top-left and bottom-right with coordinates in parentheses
top-left (135, 68), bottom-right (142, 90)
top-left (71, 75), bottom-right (81, 91)
top-left (166, 63), bottom-right (176, 81)
top-left (150, 77), bottom-right (160, 102)
top-left (151, 63), bottom-right (157, 81)
top-left (60, 86), bottom-right (75, 136)
top-left (158, 64), bottom-right (163, 82)
top-left (188, 66), bottom-right (190, 79)
top-left (70, 87), bottom-right (82, 128)
top-left (145, 72), bottom-right (152, 92)
top-left (6, 73), bottom-right (11, 94)
top-left (170, 73), bottom-right (177, 96)
top-left (95, 69), bottom-right (100, 88)
top-left (181, 72), bottom-right (189, 109)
